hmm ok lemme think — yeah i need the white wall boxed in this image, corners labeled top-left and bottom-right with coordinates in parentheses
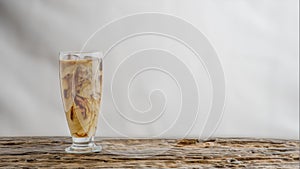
top-left (0, 0), bottom-right (298, 139)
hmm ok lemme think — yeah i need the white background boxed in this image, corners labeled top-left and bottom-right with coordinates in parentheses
top-left (0, 0), bottom-right (298, 139)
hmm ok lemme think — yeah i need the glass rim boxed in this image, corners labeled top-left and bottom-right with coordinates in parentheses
top-left (59, 51), bottom-right (103, 59)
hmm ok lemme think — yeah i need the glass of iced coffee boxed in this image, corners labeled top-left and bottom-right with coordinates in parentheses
top-left (59, 51), bottom-right (103, 153)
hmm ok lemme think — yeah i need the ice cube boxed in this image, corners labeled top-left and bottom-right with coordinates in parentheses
top-left (62, 54), bottom-right (80, 60)
top-left (84, 55), bottom-right (98, 61)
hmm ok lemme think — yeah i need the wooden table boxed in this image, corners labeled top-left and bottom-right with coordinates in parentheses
top-left (0, 137), bottom-right (299, 168)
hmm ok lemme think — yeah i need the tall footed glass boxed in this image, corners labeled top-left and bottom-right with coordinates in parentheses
top-left (59, 51), bottom-right (103, 153)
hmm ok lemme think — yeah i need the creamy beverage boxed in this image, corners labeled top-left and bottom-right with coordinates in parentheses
top-left (60, 56), bottom-right (102, 138)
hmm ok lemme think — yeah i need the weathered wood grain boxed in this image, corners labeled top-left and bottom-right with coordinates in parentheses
top-left (0, 137), bottom-right (299, 168)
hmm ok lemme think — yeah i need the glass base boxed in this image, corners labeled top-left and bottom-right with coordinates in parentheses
top-left (65, 136), bottom-right (102, 154)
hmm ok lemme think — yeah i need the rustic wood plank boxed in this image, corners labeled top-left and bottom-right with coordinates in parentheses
top-left (0, 137), bottom-right (299, 168)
